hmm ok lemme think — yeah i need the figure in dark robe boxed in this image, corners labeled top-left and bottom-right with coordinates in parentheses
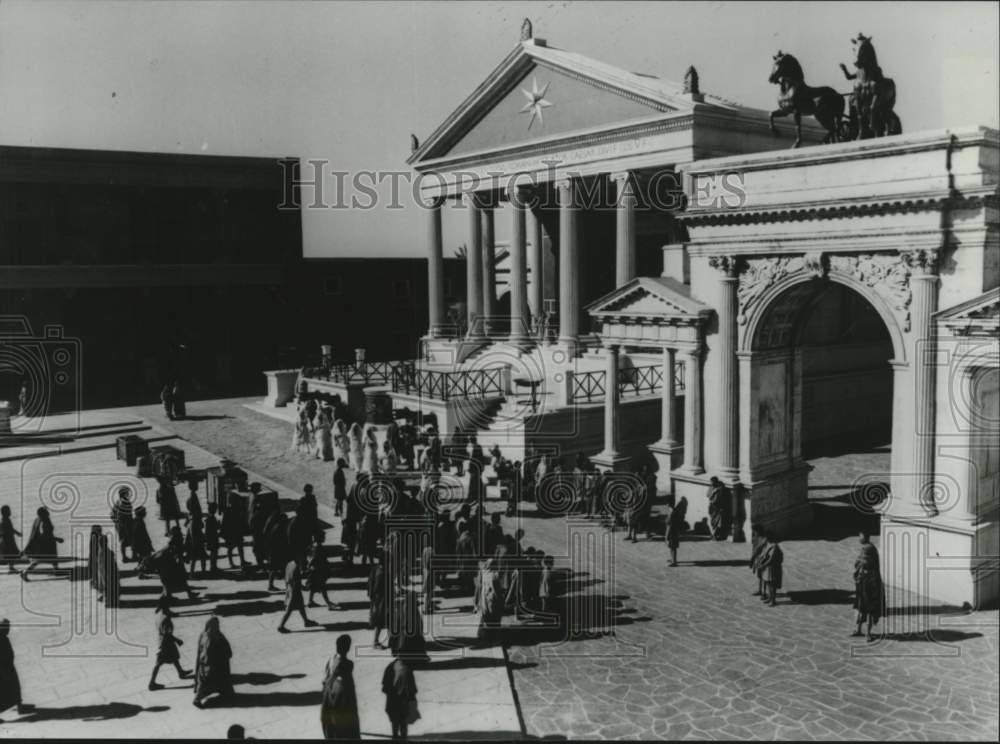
top-left (666, 497), bottom-right (688, 567)
top-left (0, 619), bottom-right (32, 720)
top-left (707, 476), bottom-right (731, 540)
top-left (156, 477), bottom-right (184, 538)
top-left (88, 525), bottom-right (103, 590)
top-left (160, 383), bottom-right (175, 420)
top-left (333, 460), bottom-right (348, 517)
top-left (249, 494), bottom-right (275, 571)
top-left (749, 523), bottom-right (767, 595)
top-left (185, 510), bottom-right (208, 578)
top-left (142, 543), bottom-right (198, 601)
top-left (381, 654), bottom-right (418, 741)
top-left (204, 504), bottom-right (220, 574)
top-left (277, 558), bottom-right (317, 632)
top-left (853, 532), bottom-right (884, 642)
top-left (368, 551), bottom-right (389, 649)
top-left (307, 534), bottom-right (337, 609)
top-left (455, 528), bottom-right (477, 596)
top-left (132, 506), bottom-right (154, 577)
top-left (21, 506), bottom-right (63, 580)
top-left (193, 616), bottom-right (233, 707)
top-left (96, 533), bottom-right (120, 607)
top-left (320, 634), bottom-right (361, 740)
top-left (221, 493), bottom-right (247, 570)
top-left (388, 587), bottom-right (427, 662)
top-left (758, 532), bottom-right (784, 607)
top-left (110, 488), bottom-right (135, 562)
top-left (0, 505), bottom-right (22, 574)
top-left (171, 380), bottom-right (186, 419)
top-left (265, 511), bottom-right (290, 591)
top-left (148, 596), bottom-right (192, 690)
top-left (360, 514), bottom-right (379, 566)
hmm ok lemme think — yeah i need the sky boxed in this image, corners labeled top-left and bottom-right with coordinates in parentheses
top-left (1, 0), bottom-right (997, 258)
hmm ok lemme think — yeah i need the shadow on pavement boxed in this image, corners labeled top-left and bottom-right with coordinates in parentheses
top-left (206, 690), bottom-right (321, 708)
top-left (786, 589), bottom-right (855, 605)
top-left (231, 672), bottom-right (306, 686)
top-left (10, 703), bottom-right (170, 723)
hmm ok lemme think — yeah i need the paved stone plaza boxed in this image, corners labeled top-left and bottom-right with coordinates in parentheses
top-left (1, 399), bottom-right (995, 739)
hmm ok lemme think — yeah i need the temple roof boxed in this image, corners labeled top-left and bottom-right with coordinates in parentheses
top-left (586, 276), bottom-right (712, 321)
top-left (408, 38), bottom-right (751, 166)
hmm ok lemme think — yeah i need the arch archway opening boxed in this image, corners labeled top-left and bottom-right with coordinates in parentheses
top-left (747, 278), bottom-right (894, 537)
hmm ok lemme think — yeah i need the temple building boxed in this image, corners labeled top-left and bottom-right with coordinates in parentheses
top-left (296, 23), bottom-right (999, 608)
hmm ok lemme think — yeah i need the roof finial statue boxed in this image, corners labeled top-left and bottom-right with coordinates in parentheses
top-left (683, 66), bottom-right (700, 96)
top-left (520, 18), bottom-right (532, 41)
top-left (410, 134), bottom-right (419, 153)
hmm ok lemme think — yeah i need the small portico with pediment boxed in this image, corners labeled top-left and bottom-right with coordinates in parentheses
top-left (586, 276), bottom-right (712, 483)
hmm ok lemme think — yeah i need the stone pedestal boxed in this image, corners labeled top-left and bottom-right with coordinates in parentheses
top-left (262, 369), bottom-right (299, 408)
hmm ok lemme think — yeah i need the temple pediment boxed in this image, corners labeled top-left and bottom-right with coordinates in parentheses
top-left (409, 39), bottom-right (745, 166)
top-left (936, 288), bottom-right (1000, 336)
top-left (586, 276), bottom-right (711, 321)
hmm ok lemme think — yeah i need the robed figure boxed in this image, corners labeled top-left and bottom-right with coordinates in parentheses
top-left (320, 635), bottom-right (361, 740)
top-left (853, 533), bottom-right (884, 642)
top-left (193, 616), bottom-right (234, 707)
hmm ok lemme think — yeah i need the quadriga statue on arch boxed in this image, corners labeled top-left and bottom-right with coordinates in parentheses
top-left (839, 33), bottom-right (903, 140)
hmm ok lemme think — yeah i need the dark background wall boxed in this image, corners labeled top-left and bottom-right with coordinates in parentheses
top-left (0, 145), bottom-right (456, 411)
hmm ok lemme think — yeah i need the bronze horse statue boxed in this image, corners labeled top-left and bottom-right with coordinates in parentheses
top-left (839, 33), bottom-right (902, 139)
top-left (769, 51), bottom-right (846, 147)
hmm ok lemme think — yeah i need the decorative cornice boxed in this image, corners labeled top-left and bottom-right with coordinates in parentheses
top-left (677, 188), bottom-right (998, 226)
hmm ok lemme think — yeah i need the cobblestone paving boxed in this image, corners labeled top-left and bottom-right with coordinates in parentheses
top-left (95, 398), bottom-right (1000, 740)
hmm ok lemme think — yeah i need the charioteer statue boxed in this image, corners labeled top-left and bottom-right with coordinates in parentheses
top-left (839, 33), bottom-right (903, 140)
top-left (769, 34), bottom-right (902, 148)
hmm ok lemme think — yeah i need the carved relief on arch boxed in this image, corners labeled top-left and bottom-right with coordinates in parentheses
top-left (736, 252), bottom-right (913, 333)
top-left (827, 253), bottom-right (912, 332)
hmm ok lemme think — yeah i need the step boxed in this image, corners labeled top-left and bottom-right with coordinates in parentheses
top-left (0, 424), bottom-right (169, 464)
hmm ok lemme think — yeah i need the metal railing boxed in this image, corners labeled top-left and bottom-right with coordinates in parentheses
top-left (617, 365), bottom-right (662, 397)
top-left (391, 366), bottom-right (505, 401)
top-left (570, 370), bottom-right (606, 403)
top-left (568, 360), bottom-right (687, 403)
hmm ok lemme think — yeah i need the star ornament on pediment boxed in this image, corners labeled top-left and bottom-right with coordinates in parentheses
top-left (520, 77), bottom-right (552, 130)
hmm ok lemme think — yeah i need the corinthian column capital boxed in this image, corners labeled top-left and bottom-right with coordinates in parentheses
top-left (900, 248), bottom-right (939, 275)
top-left (708, 255), bottom-right (741, 278)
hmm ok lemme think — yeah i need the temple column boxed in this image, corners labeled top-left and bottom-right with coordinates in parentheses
top-left (659, 347), bottom-right (677, 446)
top-left (592, 343), bottom-right (629, 471)
top-left (508, 186), bottom-right (529, 344)
top-left (556, 178), bottom-right (579, 356)
top-left (482, 205), bottom-right (496, 337)
top-left (905, 248), bottom-right (940, 516)
top-left (710, 255), bottom-right (740, 483)
top-left (612, 171), bottom-right (638, 287)
top-left (465, 194), bottom-right (483, 337)
top-left (426, 196), bottom-right (445, 337)
top-left (529, 207), bottom-right (544, 338)
top-left (681, 346), bottom-right (703, 473)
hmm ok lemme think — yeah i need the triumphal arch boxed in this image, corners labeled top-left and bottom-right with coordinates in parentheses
top-left (388, 22), bottom-right (996, 607)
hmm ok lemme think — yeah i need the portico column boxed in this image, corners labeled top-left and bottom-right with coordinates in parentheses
top-left (612, 171), bottom-right (638, 287)
top-left (659, 347), bottom-right (677, 446)
top-left (904, 248), bottom-right (940, 516)
top-left (710, 255), bottom-right (740, 482)
top-left (529, 208), bottom-right (544, 337)
top-left (681, 346), bottom-right (704, 473)
top-left (482, 205), bottom-right (496, 336)
top-left (556, 178), bottom-right (579, 355)
top-left (425, 196), bottom-right (445, 337)
top-left (508, 186), bottom-right (529, 343)
top-left (591, 342), bottom-right (630, 471)
top-left (465, 194), bottom-right (483, 336)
